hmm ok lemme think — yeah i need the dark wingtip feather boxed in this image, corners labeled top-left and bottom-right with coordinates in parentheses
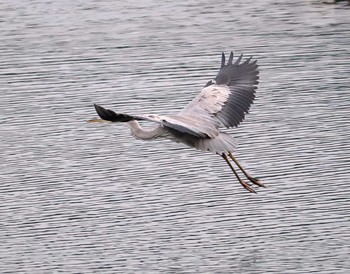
top-left (233, 54), bottom-right (243, 66)
top-left (221, 52), bottom-right (226, 69)
top-left (242, 55), bottom-right (253, 65)
top-left (228, 52), bottom-right (234, 65)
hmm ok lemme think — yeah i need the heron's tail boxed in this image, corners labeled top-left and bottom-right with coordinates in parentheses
top-left (194, 132), bottom-right (237, 154)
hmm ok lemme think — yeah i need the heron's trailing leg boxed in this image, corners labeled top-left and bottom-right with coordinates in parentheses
top-left (228, 151), bottom-right (265, 187)
top-left (221, 153), bottom-right (256, 193)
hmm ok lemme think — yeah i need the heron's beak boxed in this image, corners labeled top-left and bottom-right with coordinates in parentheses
top-left (87, 118), bottom-right (111, 123)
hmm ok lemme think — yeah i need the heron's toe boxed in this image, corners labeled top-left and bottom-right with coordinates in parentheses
top-left (239, 180), bottom-right (257, 194)
top-left (248, 176), bottom-right (265, 188)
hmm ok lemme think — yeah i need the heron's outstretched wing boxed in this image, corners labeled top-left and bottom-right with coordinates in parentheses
top-left (179, 52), bottom-right (259, 128)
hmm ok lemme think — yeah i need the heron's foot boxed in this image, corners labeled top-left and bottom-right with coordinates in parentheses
top-left (238, 179), bottom-right (257, 194)
top-left (247, 176), bottom-right (265, 188)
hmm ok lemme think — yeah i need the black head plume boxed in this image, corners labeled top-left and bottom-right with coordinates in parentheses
top-left (94, 104), bottom-right (134, 122)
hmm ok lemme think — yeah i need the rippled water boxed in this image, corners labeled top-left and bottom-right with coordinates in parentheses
top-left (1, 0), bottom-right (350, 273)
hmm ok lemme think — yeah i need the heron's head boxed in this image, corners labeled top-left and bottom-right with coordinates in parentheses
top-left (88, 104), bottom-right (134, 123)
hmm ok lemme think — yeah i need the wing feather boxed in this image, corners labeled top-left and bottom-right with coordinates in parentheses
top-left (179, 52), bottom-right (259, 128)
top-left (162, 115), bottom-right (219, 138)
top-left (161, 116), bottom-right (212, 138)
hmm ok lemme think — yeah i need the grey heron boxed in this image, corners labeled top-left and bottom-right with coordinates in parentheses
top-left (91, 52), bottom-right (265, 193)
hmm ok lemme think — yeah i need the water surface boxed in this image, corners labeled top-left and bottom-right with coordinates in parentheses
top-left (1, 0), bottom-right (349, 273)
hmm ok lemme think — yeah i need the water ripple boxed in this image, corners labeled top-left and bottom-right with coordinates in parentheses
top-left (1, 0), bottom-right (350, 273)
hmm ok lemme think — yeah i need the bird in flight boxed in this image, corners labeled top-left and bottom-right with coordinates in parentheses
top-left (90, 52), bottom-right (265, 193)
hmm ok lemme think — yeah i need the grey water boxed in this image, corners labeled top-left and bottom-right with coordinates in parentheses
top-left (1, 0), bottom-right (349, 273)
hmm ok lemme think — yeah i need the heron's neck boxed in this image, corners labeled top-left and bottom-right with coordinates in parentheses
top-left (127, 120), bottom-right (163, 140)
